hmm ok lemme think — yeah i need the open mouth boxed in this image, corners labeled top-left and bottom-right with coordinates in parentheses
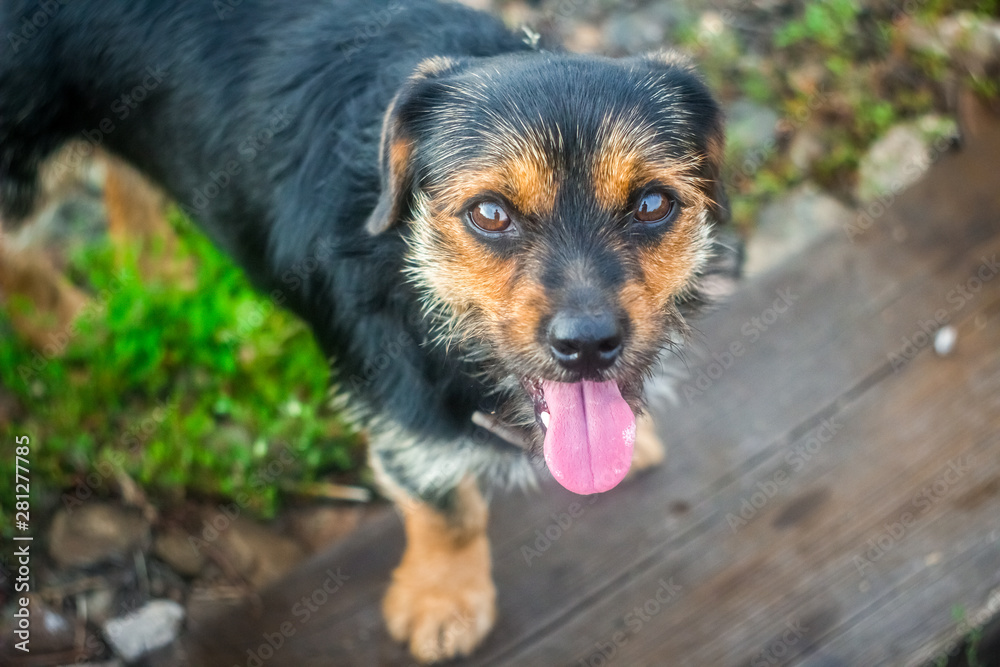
top-left (522, 376), bottom-right (636, 495)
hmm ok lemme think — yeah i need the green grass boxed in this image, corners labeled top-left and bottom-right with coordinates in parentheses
top-left (0, 209), bottom-right (362, 532)
top-left (774, 0), bottom-right (862, 51)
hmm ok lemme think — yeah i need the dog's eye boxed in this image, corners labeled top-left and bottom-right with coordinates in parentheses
top-left (469, 201), bottom-right (513, 234)
top-left (634, 191), bottom-right (678, 225)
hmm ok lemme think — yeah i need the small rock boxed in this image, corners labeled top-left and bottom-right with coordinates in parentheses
top-left (937, 12), bottom-right (1000, 71)
top-left (454, 0), bottom-right (492, 11)
top-left (563, 22), bottom-right (605, 54)
top-left (153, 527), bottom-right (206, 577)
top-left (787, 129), bottom-right (825, 172)
top-left (79, 586), bottom-right (117, 626)
top-left (641, 3), bottom-right (695, 38)
top-left (202, 510), bottom-right (305, 588)
top-left (285, 506), bottom-right (362, 553)
top-left (48, 503), bottom-right (151, 569)
top-left (899, 18), bottom-right (949, 58)
top-left (148, 559), bottom-right (188, 602)
top-left (103, 599), bottom-right (185, 663)
top-left (696, 10), bottom-right (728, 43)
top-left (746, 184), bottom-right (855, 276)
top-left (856, 115), bottom-right (958, 203)
top-left (788, 63), bottom-right (829, 97)
top-left (604, 11), bottom-right (666, 54)
top-left (934, 326), bottom-right (957, 356)
top-left (17, 595), bottom-right (76, 654)
top-left (899, 11), bottom-right (1000, 68)
top-left (497, 3), bottom-right (535, 32)
top-left (726, 100), bottom-right (781, 157)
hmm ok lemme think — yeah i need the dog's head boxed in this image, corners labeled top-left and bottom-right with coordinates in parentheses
top-left (368, 52), bottom-right (728, 494)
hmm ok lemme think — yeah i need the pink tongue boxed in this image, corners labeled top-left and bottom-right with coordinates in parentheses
top-left (541, 380), bottom-right (636, 495)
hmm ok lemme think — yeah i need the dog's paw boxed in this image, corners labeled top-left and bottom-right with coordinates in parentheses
top-left (629, 412), bottom-right (666, 476)
top-left (383, 533), bottom-right (496, 663)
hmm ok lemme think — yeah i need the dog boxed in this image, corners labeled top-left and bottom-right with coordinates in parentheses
top-left (0, 0), bottom-right (741, 662)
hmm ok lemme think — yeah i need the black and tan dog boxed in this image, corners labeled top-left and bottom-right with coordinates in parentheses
top-left (0, 0), bottom-right (740, 661)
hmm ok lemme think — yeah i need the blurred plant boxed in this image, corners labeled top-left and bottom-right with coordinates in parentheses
top-left (774, 0), bottom-right (862, 51)
top-left (0, 209), bottom-right (362, 531)
top-left (670, 0), bottom-right (998, 225)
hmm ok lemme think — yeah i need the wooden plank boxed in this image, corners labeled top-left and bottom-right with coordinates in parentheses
top-left (181, 112), bottom-right (1000, 666)
top-left (464, 113), bottom-right (1000, 665)
top-left (495, 299), bottom-right (1000, 666)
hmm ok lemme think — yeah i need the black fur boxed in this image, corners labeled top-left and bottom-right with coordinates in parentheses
top-left (0, 0), bottom-right (739, 504)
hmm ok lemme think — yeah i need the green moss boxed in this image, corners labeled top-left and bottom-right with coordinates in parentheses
top-left (0, 209), bottom-right (362, 530)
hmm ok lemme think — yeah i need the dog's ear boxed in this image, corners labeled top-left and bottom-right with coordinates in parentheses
top-left (365, 57), bottom-right (462, 236)
top-left (701, 118), bottom-right (730, 228)
top-left (636, 50), bottom-right (730, 228)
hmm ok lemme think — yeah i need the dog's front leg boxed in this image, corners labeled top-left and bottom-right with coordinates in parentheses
top-left (373, 458), bottom-right (496, 664)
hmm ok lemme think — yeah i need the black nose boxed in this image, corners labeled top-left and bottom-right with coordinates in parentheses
top-left (547, 310), bottom-right (624, 375)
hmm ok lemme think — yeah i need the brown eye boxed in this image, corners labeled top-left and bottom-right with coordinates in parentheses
top-left (469, 201), bottom-right (513, 234)
top-left (634, 191), bottom-right (677, 224)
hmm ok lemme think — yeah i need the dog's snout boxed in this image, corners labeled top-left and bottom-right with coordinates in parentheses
top-left (547, 310), bottom-right (623, 375)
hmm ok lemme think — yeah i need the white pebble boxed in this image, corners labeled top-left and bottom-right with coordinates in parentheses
top-left (934, 326), bottom-right (957, 356)
top-left (103, 600), bottom-right (185, 662)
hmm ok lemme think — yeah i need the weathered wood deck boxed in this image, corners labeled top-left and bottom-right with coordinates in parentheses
top-left (182, 107), bottom-right (1000, 666)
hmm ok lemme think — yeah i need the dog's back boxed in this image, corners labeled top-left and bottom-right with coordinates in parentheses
top-left (0, 0), bottom-right (532, 450)
top-left (0, 0), bottom-right (525, 275)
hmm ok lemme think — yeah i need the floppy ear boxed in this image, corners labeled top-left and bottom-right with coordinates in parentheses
top-left (365, 57), bottom-right (462, 236)
top-left (638, 50), bottom-right (730, 228)
top-left (702, 118), bottom-right (731, 228)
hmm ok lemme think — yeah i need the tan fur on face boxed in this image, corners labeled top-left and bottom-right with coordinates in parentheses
top-left (406, 195), bottom-right (554, 365)
top-left (617, 209), bottom-right (710, 345)
top-left (407, 106), bottom-right (718, 374)
top-left (591, 114), bottom-right (715, 336)
top-left (435, 153), bottom-right (558, 220)
top-left (499, 271), bottom-right (551, 363)
top-left (591, 112), bottom-right (710, 213)
top-left (408, 201), bottom-right (518, 321)
top-left (406, 145), bottom-right (558, 350)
